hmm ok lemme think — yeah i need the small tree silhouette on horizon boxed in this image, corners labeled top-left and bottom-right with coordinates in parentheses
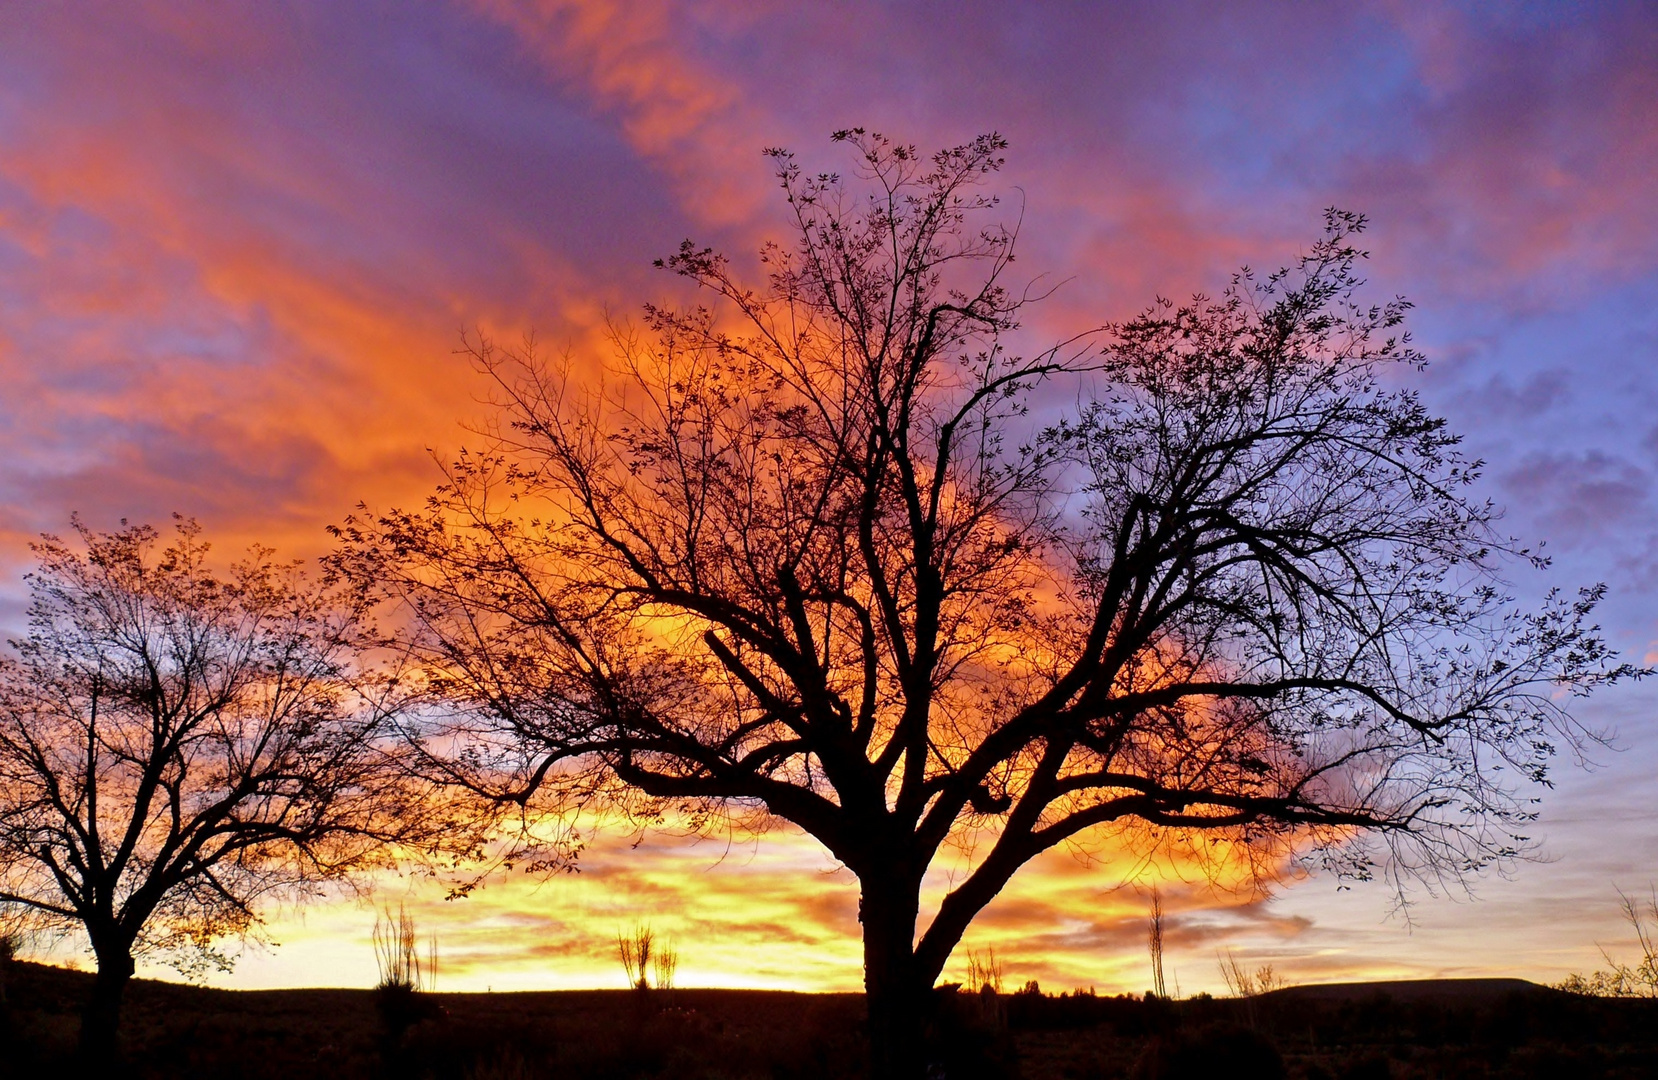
top-left (616, 924), bottom-right (654, 991)
top-left (0, 518), bottom-right (421, 1065)
top-left (616, 923), bottom-right (678, 998)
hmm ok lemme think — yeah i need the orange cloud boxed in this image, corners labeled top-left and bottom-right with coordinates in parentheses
top-left (466, 0), bottom-right (778, 229)
top-left (186, 816), bottom-right (1323, 996)
top-left (0, 4), bottom-right (680, 562)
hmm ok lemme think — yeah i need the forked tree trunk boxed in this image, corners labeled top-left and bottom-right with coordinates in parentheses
top-left (80, 947), bottom-right (134, 1065)
top-left (860, 878), bottom-right (932, 1080)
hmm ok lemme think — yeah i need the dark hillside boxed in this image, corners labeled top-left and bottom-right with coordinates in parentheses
top-left (1265, 978), bottom-right (1543, 1003)
top-left (0, 961), bottom-right (867, 1080)
top-left (2, 960), bottom-right (1656, 1079)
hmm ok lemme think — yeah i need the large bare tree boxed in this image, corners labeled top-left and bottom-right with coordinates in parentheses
top-left (0, 518), bottom-right (416, 1062)
top-left (335, 132), bottom-right (1638, 1079)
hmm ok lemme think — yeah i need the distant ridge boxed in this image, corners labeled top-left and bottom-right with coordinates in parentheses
top-left (1266, 977), bottom-right (1553, 1003)
top-left (2, 962), bottom-right (1555, 1003)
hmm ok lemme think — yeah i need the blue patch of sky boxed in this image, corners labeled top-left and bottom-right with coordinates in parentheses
top-left (81, 2), bottom-right (690, 310)
top-left (1408, 277), bottom-right (1658, 632)
top-left (1450, 0), bottom-right (1613, 34)
top-left (1170, 14), bottom-right (1429, 204)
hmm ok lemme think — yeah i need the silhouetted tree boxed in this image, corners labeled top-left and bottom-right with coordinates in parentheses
top-left (334, 132), bottom-right (1638, 1079)
top-left (0, 518), bottom-right (416, 1063)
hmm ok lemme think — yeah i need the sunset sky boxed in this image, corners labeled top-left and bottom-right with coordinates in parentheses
top-left (2, 1), bottom-right (1657, 997)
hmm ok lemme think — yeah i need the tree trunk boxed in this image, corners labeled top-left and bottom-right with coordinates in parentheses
top-left (80, 948), bottom-right (134, 1065)
top-left (861, 879), bottom-right (930, 1080)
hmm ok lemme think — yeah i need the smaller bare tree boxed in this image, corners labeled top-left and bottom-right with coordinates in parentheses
top-left (617, 923), bottom-right (654, 990)
top-left (0, 518), bottom-right (418, 1062)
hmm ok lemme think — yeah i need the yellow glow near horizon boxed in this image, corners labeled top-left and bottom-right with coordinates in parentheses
top-left (84, 816), bottom-right (1447, 997)
top-left (79, 811), bottom-right (1611, 998)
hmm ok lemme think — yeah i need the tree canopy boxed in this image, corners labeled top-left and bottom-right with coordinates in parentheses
top-left (335, 131), bottom-right (1638, 1079)
top-left (0, 517), bottom-right (417, 1058)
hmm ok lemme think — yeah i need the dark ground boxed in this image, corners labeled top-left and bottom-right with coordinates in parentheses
top-left (2, 960), bottom-right (1655, 1079)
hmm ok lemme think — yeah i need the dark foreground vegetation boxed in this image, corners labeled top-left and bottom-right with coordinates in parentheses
top-left (2, 962), bottom-right (1656, 1080)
